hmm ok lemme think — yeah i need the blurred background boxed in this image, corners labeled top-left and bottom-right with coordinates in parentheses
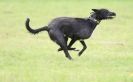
top-left (0, 0), bottom-right (133, 82)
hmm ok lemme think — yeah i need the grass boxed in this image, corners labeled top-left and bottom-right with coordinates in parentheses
top-left (0, 0), bottom-right (133, 82)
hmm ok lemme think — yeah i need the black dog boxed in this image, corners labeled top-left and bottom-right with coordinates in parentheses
top-left (25, 9), bottom-right (116, 60)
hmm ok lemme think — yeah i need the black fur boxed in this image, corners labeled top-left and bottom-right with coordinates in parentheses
top-left (25, 9), bottom-right (116, 60)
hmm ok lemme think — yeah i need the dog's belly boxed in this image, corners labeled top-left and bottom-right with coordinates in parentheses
top-left (65, 31), bottom-right (92, 40)
top-left (75, 32), bottom-right (92, 39)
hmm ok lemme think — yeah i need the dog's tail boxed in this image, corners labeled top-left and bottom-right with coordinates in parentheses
top-left (25, 18), bottom-right (49, 34)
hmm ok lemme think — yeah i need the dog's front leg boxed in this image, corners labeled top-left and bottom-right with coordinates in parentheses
top-left (58, 39), bottom-right (78, 51)
top-left (67, 39), bottom-right (78, 51)
top-left (78, 41), bottom-right (87, 56)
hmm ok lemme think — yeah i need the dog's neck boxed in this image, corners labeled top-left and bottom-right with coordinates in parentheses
top-left (87, 13), bottom-right (101, 25)
top-left (88, 17), bottom-right (101, 24)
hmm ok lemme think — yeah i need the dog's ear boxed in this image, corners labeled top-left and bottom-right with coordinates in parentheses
top-left (92, 9), bottom-right (99, 12)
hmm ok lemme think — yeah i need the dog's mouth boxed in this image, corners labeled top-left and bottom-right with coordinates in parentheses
top-left (107, 15), bottom-right (115, 19)
top-left (107, 12), bottom-right (116, 19)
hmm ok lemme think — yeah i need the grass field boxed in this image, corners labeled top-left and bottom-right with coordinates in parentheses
top-left (0, 0), bottom-right (133, 82)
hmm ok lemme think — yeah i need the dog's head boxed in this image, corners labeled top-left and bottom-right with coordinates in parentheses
top-left (91, 9), bottom-right (116, 20)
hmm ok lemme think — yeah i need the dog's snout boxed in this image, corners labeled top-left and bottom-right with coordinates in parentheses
top-left (111, 12), bottom-right (116, 16)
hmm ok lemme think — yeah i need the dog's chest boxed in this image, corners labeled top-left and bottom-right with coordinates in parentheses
top-left (76, 28), bottom-right (93, 39)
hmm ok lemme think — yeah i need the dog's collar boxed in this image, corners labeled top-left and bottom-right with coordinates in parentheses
top-left (88, 17), bottom-right (101, 24)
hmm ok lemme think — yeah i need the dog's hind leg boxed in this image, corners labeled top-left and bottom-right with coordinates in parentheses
top-left (58, 36), bottom-right (68, 51)
top-left (49, 30), bottom-right (72, 60)
top-left (58, 38), bottom-right (72, 60)
top-left (62, 46), bottom-right (73, 60)
top-left (78, 41), bottom-right (87, 56)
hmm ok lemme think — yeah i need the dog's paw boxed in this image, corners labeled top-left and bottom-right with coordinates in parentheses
top-left (69, 48), bottom-right (79, 51)
top-left (58, 48), bottom-right (62, 52)
top-left (58, 47), bottom-right (79, 51)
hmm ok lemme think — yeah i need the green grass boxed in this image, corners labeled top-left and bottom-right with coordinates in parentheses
top-left (0, 0), bottom-right (133, 82)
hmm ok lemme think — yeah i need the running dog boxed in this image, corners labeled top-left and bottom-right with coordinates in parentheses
top-left (25, 9), bottom-right (116, 60)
